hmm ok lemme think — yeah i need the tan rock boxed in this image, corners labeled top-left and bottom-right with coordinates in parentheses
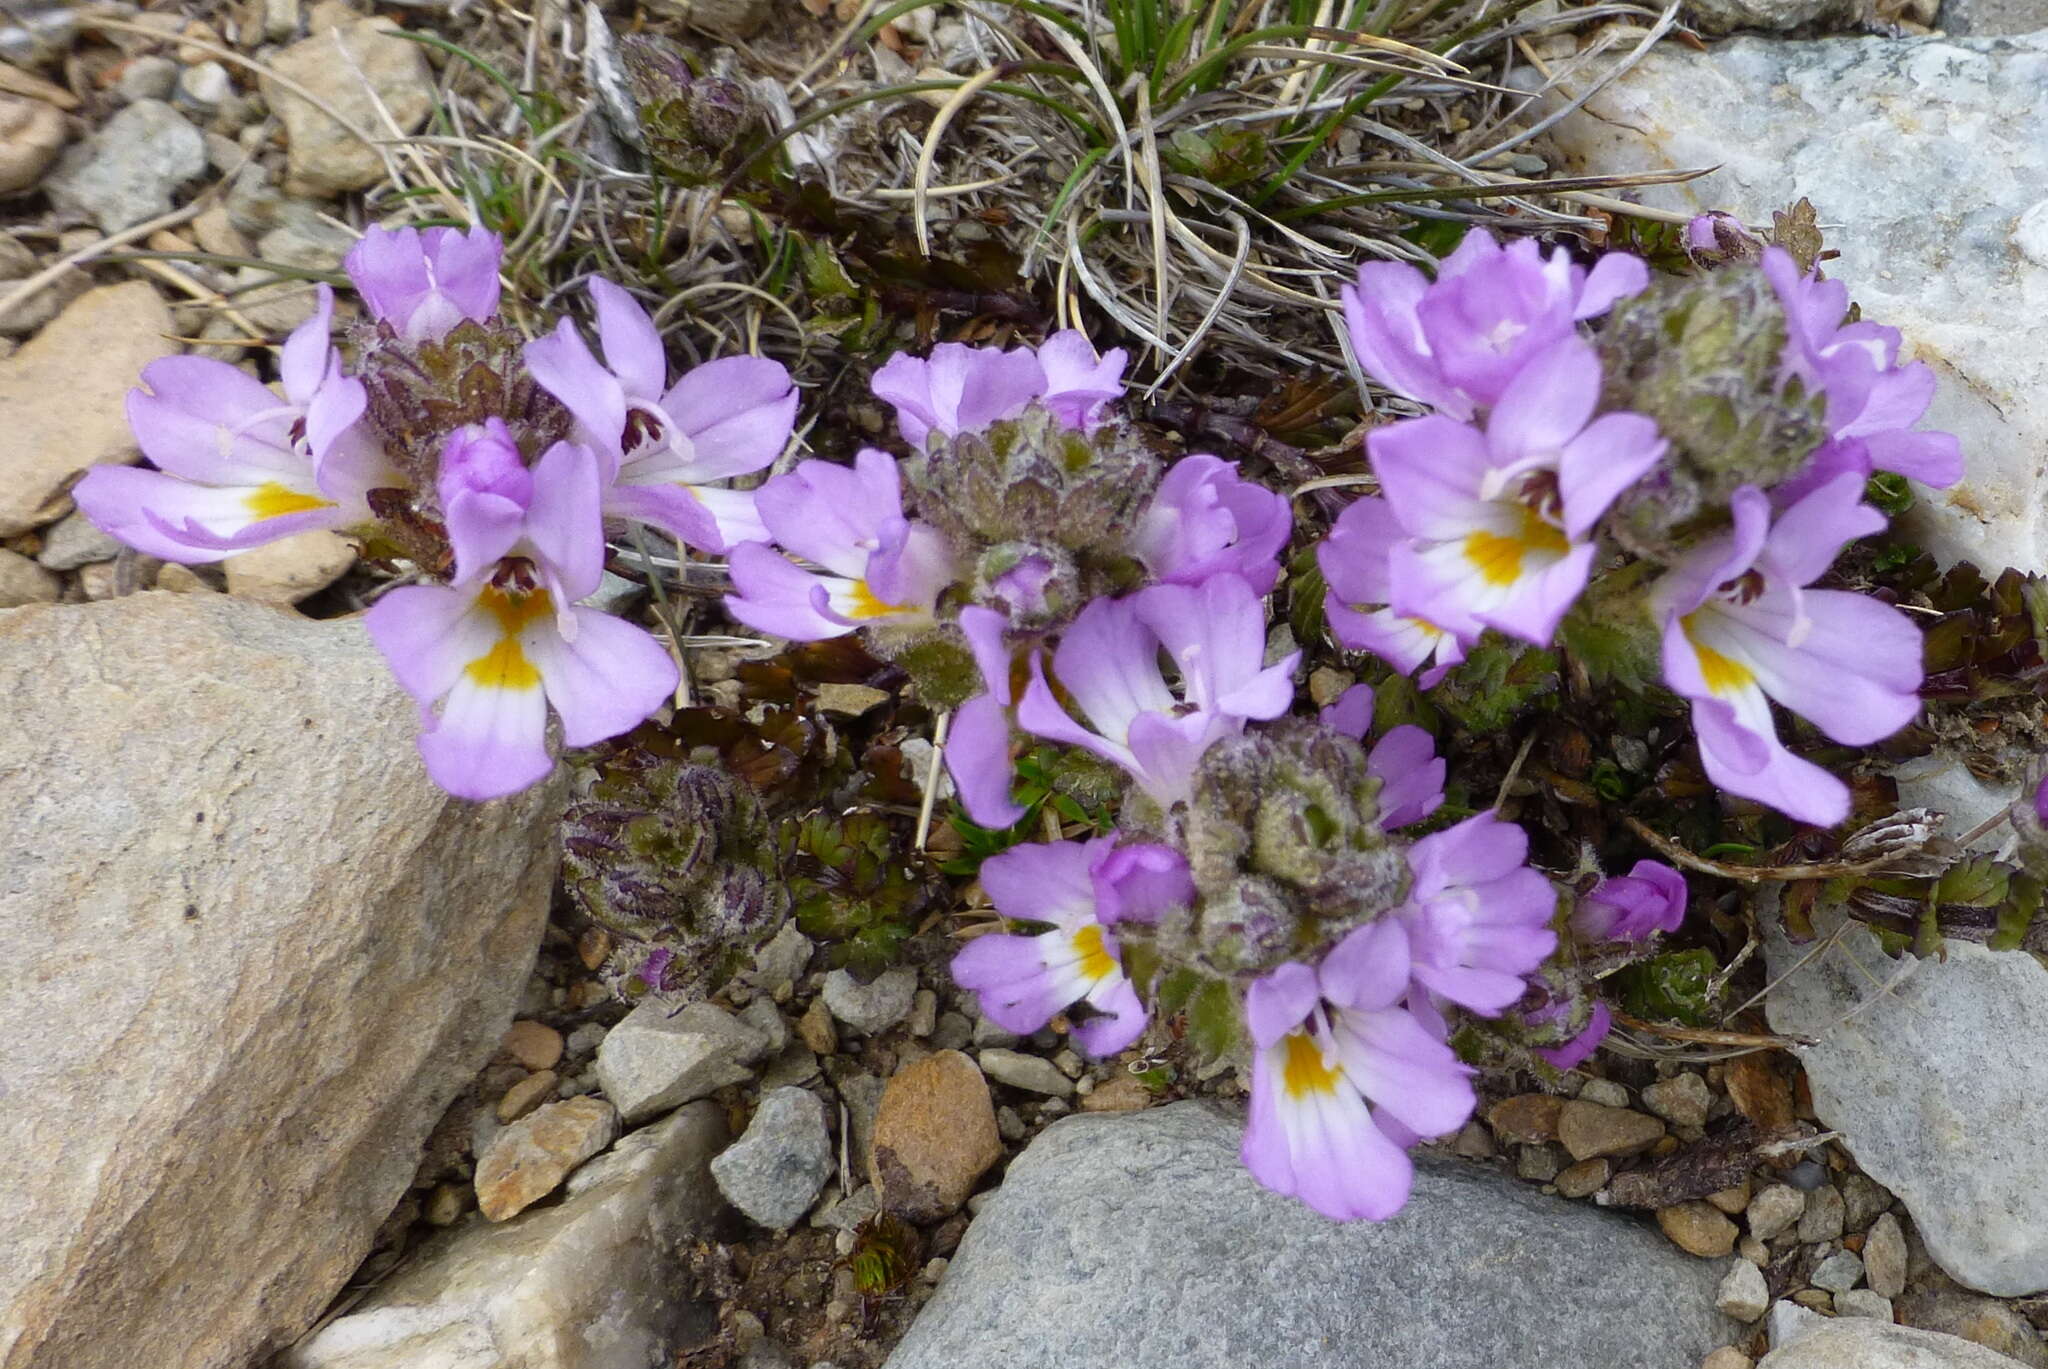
top-left (1486, 1092), bottom-right (1564, 1144)
top-left (0, 546), bottom-right (61, 606)
top-left (0, 282), bottom-right (171, 537)
top-left (1080, 1074), bottom-right (1154, 1113)
top-left (152, 563), bottom-right (218, 593)
top-left (0, 93), bottom-right (66, 194)
top-left (475, 1096), bottom-right (622, 1222)
top-left (261, 14), bottom-right (432, 195)
top-left (1558, 1100), bottom-right (1667, 1161)
top-left (499, 1019), bottom-right (564, 1072)
top-left (1701, 1350), bottom-right (1753, 1369)
top-left (496, 1070), bottom-right (559, 1124)
top-left (1556, 1158), bottom-right (1611, 1199)
top-left (0, 593), bottom-right (563, 1369)
top-left (1658, 1201), bottom-right (1740, 1258)
top-left (870, 1050), bottom-right (1002, 1222)
top-left (224, 529), bottom-right (356, 605)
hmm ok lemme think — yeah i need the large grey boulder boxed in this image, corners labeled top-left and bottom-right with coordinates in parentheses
top-left (1533, 34), bottom-right (2048, 578)
top-left (1763, 903), bottom-right (2048, 1296)
top-left (884, 1102), bottom-right (1732, 1369)
top-left (284, 1103), bottom-right (728, 1369)
top-left (0, 594), bottom-right (564, 1369)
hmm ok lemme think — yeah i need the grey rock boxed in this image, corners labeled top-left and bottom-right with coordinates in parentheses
top-left (970, 1008), bottom-right (1020, 1049)
top-left (1812, 1250), bottom-right (1865, 1293)
top-left (1644, 1073), bottom-right (1716, 1129)
top-left (47, 99), bottom-right (205, 233)
top-left (1750, 1184), bottom-right (1808, 1242)
top-left (931, 1010), bottom-right (972, 1052)
top-left (1834, 1289), bottom-right (1895, 1321)
top-left (886, 1104), bottom-right (1732, 1368)
top-left (177, 61), bottom-right (231, 112)
top-left (1866, 1213), bottom-right (1908, 1297)
top-left (711, 1087), bottom-right (834, 1229)
top-left (1842, 1174), bottom-right (1894, 1233)
top-left (827, 1066), bottom-right (886, 1166)
top-left (749, 922), bottom-right (813, 995)
top-left (35, 511), bottom-right (123, 570)
top-left (738, 998), bottom-right (790, 1057)
top-left (813, 1184), bottom-right (880, 1232)
top-left (1762, 905), bottom-right (2048, 1294)
top-left (285, 1104), bottom-right (727, 1369)
top-left (1534, 34), bottom-right (2048, 581)
top-left (0, 547), bottom-right (61, 605)
top-left (1770, 1300), bottom-right (1827, 1350)
top-left (821, 967), bottom-right (916, 1035)
top-left (1682, 0), bottom-right (1867, 34)
top-left (1578, 1078), bottom-right (1631, 1109)
top-left (565, 1022), bottom-right (607, 1058)
top-left (1720, 1259), bottom-right (1771, 1322)
top-left (1940, 0), bottom-right (2048, 34)
top-left (977, 1049), bottom-right (1075, 1098)
top-left (0, 594), bottom-right (562, 1369)
top-left (116, 55), bottom-right (178, 102)
top-left (1757, 1319), bottom-right (2034, 1367)
top-left (1799, 1186), bottom-right (1847, 1245)
top-left (596, 1001), bottom-right (771, 1125)
top-left (759, 1041), bottom-right (820, 1091)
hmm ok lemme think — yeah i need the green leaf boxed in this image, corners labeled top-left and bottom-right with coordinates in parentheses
top-left (1613, 948), bottom-right (1719, 1027)
top-left (1183, 974), bottom-right (1243, 1065)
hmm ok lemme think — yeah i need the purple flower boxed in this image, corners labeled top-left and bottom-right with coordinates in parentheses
top-left (344, 224), bottom-right (502, 343)
top-left (365, 439), bottom-right (677, 800)
top-left (1014, 575), bottom-right (1298, 808)
top-left (1130, 454), bottom-right (1291, 593)
top-left (524, 279), bottom-right (797, 552)
top-left (1396, 812), bottom-right (1558, 1014)
top-left (946, 606), bottom-right (1029, 828)
top-left (1651, 472), bottom-right (1923, 827)
top-left (1318, 684), bottom-right (1446, 831)
top-left (950, 836), bottom-right (1191, 1055)
top-left (1342, 229), bottom-right (1647, 420)
top-left (1763, 247), bottom-right (1961, 490)
top-left (1571, 860), bottom-right (1688, 942)
top-left (1371, 340), bottom-right (1666, 647)
top-left (1318, 495), bottom-right (1465, 687)
top-left (77, 286), bottom-right (391, 562)
top-left (724, 450), bottom-right (956, 640)
top-left (1241, 919), bottom-right (1477, 1221)
top-left (1683, 212), bottom-right (1763, 269)
top-left (871, 329), bottom-right (1128, 447)
top-left (1534, 1001), bottom-right (1612, 1071)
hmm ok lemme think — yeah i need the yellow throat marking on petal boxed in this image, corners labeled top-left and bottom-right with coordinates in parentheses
top-left (243, 481), bottom-right (335, 521)
top-left (1070, 923), bottom-right (1118, 983)
top-left (1461, 508), bottom-right (1568, 588)
top-left (1682, 612), bottom-right (1754, 697)
top-left (1280, 1030), bottom-right (1341, 1100)
top-left (464, 584), bottom-right (552, 691)
top-left (844, 579), bottom-right (906, 620)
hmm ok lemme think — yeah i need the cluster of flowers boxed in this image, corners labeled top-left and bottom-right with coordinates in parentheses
top-left (78, 225), bottom-right (801, 799)
top-left (1321, 226), bottom-right (1952, 829)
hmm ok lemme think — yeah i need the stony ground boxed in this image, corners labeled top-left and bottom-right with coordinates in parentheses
top-left (10, 0), bottom-right (2048, 1367)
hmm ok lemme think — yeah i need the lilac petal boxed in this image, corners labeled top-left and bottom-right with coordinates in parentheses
top-left (417, 674), bottom-right (553, 800)
top-left (364, 582), bottom-right (497, 704)
top-left (1319, 683), bottom-right (1375, 740)
top-left (1651, 486), bottom-right (1773, 622)
top-left (1341, 262), bottom-right (1462, 416)
top-left (1035, 330), bottom-right (1127, 428)
top-left (524, 440), bottom-right (606, 600)
top-left (724, 543), bottom-right (856, 641)
top-left (865, 520), bottom-right (955, 612)
top-left (1556, 412), bottom-right (1666, 540)
top-left (1482, 540), bottom-right (1596, 648)
top-left (525, 605), bottom-right (679, 747)
top-left (279, 283), bottom-right (337, 406)
top-left (1692, 696), bottom-right (1850, 827)
top-left (1093, 843), bottom-right (1194, 925)
top-left (1318, 919), bottom-right (1411, 1013)
top-left (1367, 724), bottom-right (1445, 831)
top-left (126, 357), bottom-right (300, 485)
top-left (1536, 1001), bottom-right (1612, 1070)
top-left (1125, 708), bottom-right (1229, 806)
top-left (525, 317), bottom-right (628, 457)
top-left (1016, 652), bottom-right (1133, 769)
top-left (1760, 472), bottom-right (1886, 589)
top-left (873, 343), bottom-right (1045, 445)
top-left (959, 605), bottom-right (1015, 703)
top-left (1369, 416), bottom-right (1495, 541)
top-left (981, 837), bottom-right (1100, 926)
top-left (1070, 977), bottom-right (1147, 1055)
top-left (1320, 496), bottom-right (1404, 606)
top-left (1046, 593), bottom-right (1175, 742)
top-left (1714, 589), bottom-right (1922, 746)
top-left (588, 277), bottom-right (668, 401)
top-left (947, 691), bottom-right (1026, 828)
top-left (1862, 426), bottom-right (1963, 489)
top-left (429, 225), bottom-right (504, 326)
top-left (1245, 962), bottom-right (1319, 1049)
top-left (951, 933), bottom-right (1066, 1035)
top-left (1332, 1006), bottom-right (1476, 1136)
top-left (1407, 812), bottom-right (1529, 900)
top-left (663, 355), bottom-right (799, 480)
top-left (73, 465), bottom-right (339, 563)
top-left (1574, 253), bottom-right (1648, 318)
top-left (603, 481), bottom-right (727, 553)
top-left (1409, 959), bottom-right (1532, 1016)
top-left (1485, 338), bottom-right (1601, 465)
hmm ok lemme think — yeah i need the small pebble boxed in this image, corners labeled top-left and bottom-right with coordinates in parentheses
top-left (1790, 1289), bottom-right (1833, 1313)
top-left (1643, 1073), bottom-right (1715, 1129)
top-left (1716, 1259), bottom-right (1769, 1322)
top-left (1578, 1078), bottom-right (1630, 1108)
top-left (1797, 1185), bottom-right (1846, 1244)
top-left (1769, 1299), bottom-right (1824, 1348)
top-left (710, 1087), bottom-right (835, 1229)
top-left (1657, 1201), bottom-right (1738, 1258)
top-left (970, 1011), bottom-right (1020, 1050)
top-left (797, 998), bottom-right (838, 1055)
top-left (1557, 1100), bottom-right (1666, 1161)
top-left (424, 1181), bottom-right (467, 1226)
top-left (1784, 1159), bottom-right (1828, 1191)
top-left (1080, 1075), bottom-right (1152, 1114)
top-left (1839, 1173), bottom-right (1892, 1232)
top-left (908, 988), bottom-right (938, 1038)
top-left (564, 1022), bottom-right (606, 1058)
top-left (1810, 1249), bottom-right (1863, 1293)
top-left (1452, 1120), bottom-right (1495, 1159)
top-left (1863, 1212), bottom-right (1907, 1298)
top-left (822, 967), bottom-right (917, 1035)
top-left (500, 1019), bottom-right (565, 1072)
top-left (1555, 1158), bottom-right (1609, 1199)
top-left (1515, 1144), bottom-right (1564, 1183)
top-left (1706, 1181), bottom-right (1751, 1215)
top-left (474, 1095), bottom-right (620, 1221)
top-left (1051, 1049), bottom-right (1083, 1080)
top-left (496, 1069), bottom-right (559, 1123)
top-left (1747, 1183), bottom-right (1806, 1242)
top-left (1739, 1236), bottom-right (1769, 1267)
top-left (1487, 1093), bottom-right (1564, 1144)
top-left (1700, 1350), bottom-right (1753, 1369)
top-left (978, 1048), bottom-right (1074, 1097)
top-left (929, 1011), bottom-right (972, 1052)
top-left (995, 1106), bottom-right (1025, 1142)
top-left (738, 998), bottom-right (790, 1057)
top-left (1833, 1288), bottom-right (1893, 1320)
